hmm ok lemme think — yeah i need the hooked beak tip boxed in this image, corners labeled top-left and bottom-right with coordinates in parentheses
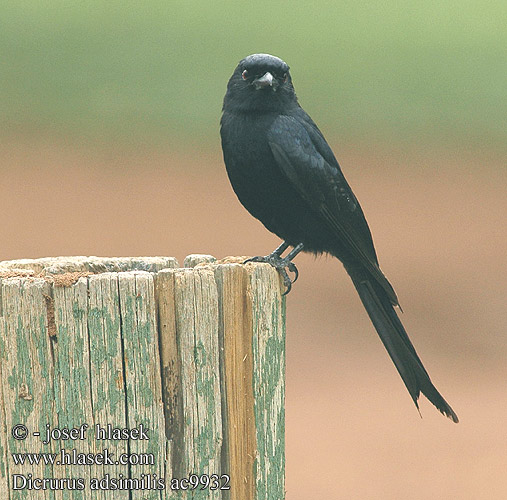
top-left (253, 72), bottom-right (274, 90)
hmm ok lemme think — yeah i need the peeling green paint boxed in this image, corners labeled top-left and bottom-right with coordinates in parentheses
top-left (0, 258), bottom-right (285, 499)
top-left (250, 266), bottom-right (286, 500)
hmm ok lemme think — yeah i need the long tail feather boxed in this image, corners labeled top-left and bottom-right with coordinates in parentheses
top-left (348, 270), bottom-right (458, 423)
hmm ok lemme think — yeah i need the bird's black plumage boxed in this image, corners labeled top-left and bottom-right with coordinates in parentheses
top-left (220, 53), bottom-right (458, 422)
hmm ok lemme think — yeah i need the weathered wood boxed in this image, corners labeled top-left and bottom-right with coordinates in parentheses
top-left (183, 255), bottom-right (217, 268)
top-left (0, 277), bottom-right (55, 500)
top-left (155, 270), bottom-right (183, 477)
top-left (51, 275), bottom-right (96, 500)
top-left (118, 271), bottom-right (169, 499)
top-left (86, 272), bottom-right (130, 499)
top-left (172, 267), bottom-right (223, 499)
top-left (0, 255), bottom-right (285, 499)
top-left (249, 265), bottom-right (286, 500)
top-left (0, 256), bottom-right (178, 275)
top-left (215, 264), bottom-right (257, 500)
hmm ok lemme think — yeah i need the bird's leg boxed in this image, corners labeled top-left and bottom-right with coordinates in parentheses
top-left (244, 241), bottom-right (304, 295)
top-left (271, 241), bottom-right (291, 257)
top-left (283, 242), bottom-right (304, 283)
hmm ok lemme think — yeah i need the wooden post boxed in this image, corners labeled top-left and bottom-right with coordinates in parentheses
top-left (0, 255), bottom-right (285, 499)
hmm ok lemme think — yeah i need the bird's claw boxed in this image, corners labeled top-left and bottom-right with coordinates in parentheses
top-left (243, 254), bottom-right (299, 295)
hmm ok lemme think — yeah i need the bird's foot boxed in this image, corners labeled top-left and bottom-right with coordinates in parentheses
top-left (244, 253), bottom-right (299, 295)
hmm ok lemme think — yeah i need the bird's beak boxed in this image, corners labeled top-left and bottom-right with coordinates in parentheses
top-left (253, 72), bottom-right (276, 90)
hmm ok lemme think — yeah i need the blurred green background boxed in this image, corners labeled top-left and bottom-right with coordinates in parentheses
top-left (2, 0), bottom-right (506, 151)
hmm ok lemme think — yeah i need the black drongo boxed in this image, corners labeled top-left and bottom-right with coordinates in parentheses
top-left (220, 53), bottom-right (458, 422)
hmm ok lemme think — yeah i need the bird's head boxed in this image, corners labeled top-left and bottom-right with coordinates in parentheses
top-left (223, 53), bottom-right (298, 113)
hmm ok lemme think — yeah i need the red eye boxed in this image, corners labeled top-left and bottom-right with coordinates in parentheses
top-left (282, 73), bottom-right (288, 83)
top-left (242, 70), bottom-right (248, 80)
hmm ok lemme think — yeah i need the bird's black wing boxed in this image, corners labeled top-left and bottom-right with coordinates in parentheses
top-left (267, 114), bottom-right (398, 305)
top-left (269, 115), bottom-right (459, 422)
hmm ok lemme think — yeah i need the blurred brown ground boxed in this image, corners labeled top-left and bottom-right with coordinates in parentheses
top-left (1, 137), bottom-right (506, 499)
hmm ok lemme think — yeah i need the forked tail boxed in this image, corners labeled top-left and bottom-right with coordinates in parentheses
top-left (348, 269), bottom-right (458, 423)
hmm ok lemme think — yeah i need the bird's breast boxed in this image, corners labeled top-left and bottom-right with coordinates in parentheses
top-left (220, 111), bottom-right (333, 250)
top-left (221, 112), bottom-right (283, 192)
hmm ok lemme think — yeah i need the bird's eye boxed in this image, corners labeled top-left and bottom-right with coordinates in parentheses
top-left (282, 73), bottom-right (288, 83)
top-left (242, 70), bottom-right (248, 80)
